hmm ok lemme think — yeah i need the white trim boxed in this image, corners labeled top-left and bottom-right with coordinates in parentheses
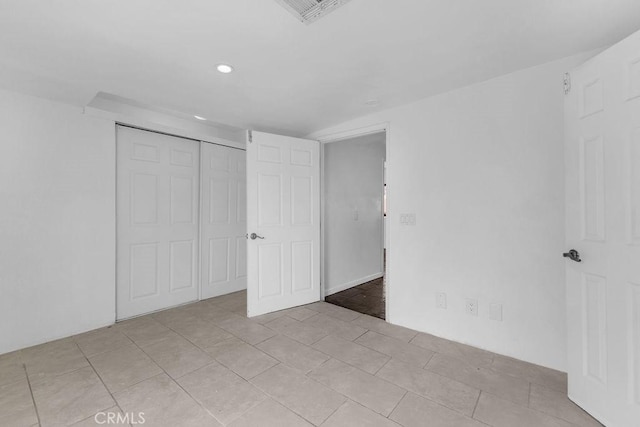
top-left (198, 141), bottom-right (204, 302)
top-left (319, 140), bottom-right (326, 300)
top-left (317, 122), bottom-right (389, 144)
top-left (325, 272), bottom-right (384, 296)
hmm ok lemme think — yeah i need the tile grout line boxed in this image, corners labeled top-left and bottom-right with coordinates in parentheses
top-left (127, 335), bottom-right (225, 424)
top-left (384, 389), bottom-right (408, 421)
top-left (471, 390), bottom-right (482, 419)
top-left (421, 350), bottom-right (436, 369)
top-left (22, 363), bottom-right (42, 427)
top-left (143, 306), bottom-right (278, 425)
top-left (77, 329), bottom-right (168, 403)
top-left (81, 343), bottom-right (140, 423)
top-left (319, 398), bottom-right (349, 424)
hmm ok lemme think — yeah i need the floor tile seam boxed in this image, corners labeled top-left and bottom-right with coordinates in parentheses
top-left (25, 341), bottom-right (92, 387)
top-left (71, 403), bottom-right (129, 426)
top-left (384, 389), bottom-right (408, 421)
top-left (350, 320), bottom-right (418, 343)
top-left (319, 399), bottom-right (350, 425)
top-left (355, 336), bottom-right (433, 365)
top-left (376, 358), bottom-right (484, 402)
top-left (421, 362), bottom-right (533, 407)
top-left (473, 390), bottom-right (590, 426)
top-left (75, 336), bottom-right (136, 360)
top-left (214, 321), bottom-right (275, 347)
top-left (124, 338), bottom-right (227, 424)
top-left (25, 363), bottom-right (91, 388)
top-left (248, 365), bottom-right (345, 427)
top-left (310, 341), bottom-right (391, 375)
top-left (83, 352), bottom-right (123, 411)
top-left (307, 355), bottom-right (408, 399)
top-left (144, 314), bottom-right (227, 357)
top-left (22, 363), bottom-right (41, 427)
top-left (489, 369), bottom-right (566, 393)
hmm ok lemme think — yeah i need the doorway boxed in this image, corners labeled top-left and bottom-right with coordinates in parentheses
top-left (322, 131), bottom-right (387, 319)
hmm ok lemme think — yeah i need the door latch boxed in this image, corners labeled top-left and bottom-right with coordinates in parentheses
top-left (563, 249), bottom-right (581, 262)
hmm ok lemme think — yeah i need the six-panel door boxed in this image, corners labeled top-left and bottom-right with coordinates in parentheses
top-left (565, 30), bottom-right (640, 426)
top-left (246, 131), bottom-right (321, 317)
top-left (116, 126), bottom-right (200, 320)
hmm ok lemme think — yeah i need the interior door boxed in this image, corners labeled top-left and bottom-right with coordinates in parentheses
top-left (246, 131), bottom-right (321, 317)
top-left (200, 142), bottom-right (247, 299)
top-left (116, 126), bottom-right (200, 319)
top-left (565, 30), bottom-right (640, 426)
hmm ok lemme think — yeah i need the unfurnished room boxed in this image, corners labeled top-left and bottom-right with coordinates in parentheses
top-left (1, 1), bottom-right (640, 426)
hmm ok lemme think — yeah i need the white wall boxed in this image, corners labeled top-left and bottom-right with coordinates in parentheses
top-left (311, 51), bottom-right (597, 371)
top-left (0, 89), bottom-right (116, 355)
top-left (324, 133), bottom-right (385, 295)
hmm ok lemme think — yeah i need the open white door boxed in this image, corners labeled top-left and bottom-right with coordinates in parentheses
top-left (246, 131), bottom-right (321, 317)
top-left (565, 30), bottom-right (640, 426)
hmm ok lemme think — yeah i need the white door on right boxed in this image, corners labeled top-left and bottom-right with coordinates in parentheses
top-left (565, 30), bottom-right (640, 426)
top-left (246, 131), bottom-right (321, 317)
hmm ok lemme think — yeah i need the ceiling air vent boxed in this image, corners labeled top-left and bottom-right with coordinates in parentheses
top-left (274, 0), bottom-right (353, 24)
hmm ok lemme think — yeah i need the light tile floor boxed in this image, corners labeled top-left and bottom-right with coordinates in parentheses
top-left (0, 291), bottom-right (603, 427)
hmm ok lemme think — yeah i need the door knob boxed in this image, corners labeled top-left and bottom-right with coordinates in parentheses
top-left (249, 233), bottom-right (265, 240)
top-left (563, 249), bottom-right (581, 262)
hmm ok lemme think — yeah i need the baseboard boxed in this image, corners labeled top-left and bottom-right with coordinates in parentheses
top-left (325, 272), bottom-right (384, 296)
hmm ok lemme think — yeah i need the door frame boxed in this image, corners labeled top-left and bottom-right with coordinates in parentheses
top-left (316, 122), bottom-right (391, 321)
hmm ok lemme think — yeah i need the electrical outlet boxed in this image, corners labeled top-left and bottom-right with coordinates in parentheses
top-left (465, 298), bottom-right (478, 316)
top-left (490, 303), bottom-right (503, 321)
top-left (436, 292), bottom-right (447, 309)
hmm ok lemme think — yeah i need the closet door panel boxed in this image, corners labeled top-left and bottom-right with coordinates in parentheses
top-left (201, 143), bottom-right (247, 300)
top-left (117, 126), bottom-right (199, 319)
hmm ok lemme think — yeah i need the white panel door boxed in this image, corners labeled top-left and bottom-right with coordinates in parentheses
top-left (200, 142), bottom-right (247, 299)
top-left (116, 126), bottom-right (200, 319)
top-left (246, 131), bottom-right (320, 317)
top-left (565, 30), bottom-right (640, 426)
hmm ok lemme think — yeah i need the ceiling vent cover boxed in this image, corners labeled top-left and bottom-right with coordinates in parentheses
top-left (275, 0), bottom-right (353, 24)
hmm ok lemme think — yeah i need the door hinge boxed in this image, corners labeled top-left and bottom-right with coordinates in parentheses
top-left (248, 130), bottom-right (253, 143)
top-left (564, 72), bottom-right (571, 95)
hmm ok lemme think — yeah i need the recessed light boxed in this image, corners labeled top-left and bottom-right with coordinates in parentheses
top-left (194, 115), bottom-right (206, 121)
top-left (217, 64), bottom-right (234, 74)
top-left (365, 99), bottom-right (379, 106)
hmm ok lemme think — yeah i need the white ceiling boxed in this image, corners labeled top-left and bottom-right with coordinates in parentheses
top-left (1, 0), bottom-right (640, 136)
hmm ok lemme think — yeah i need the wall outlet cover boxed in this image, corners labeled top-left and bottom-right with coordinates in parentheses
top-left (436, 292), bottom-right (447, 309)
top-left (489, 303), bottom-right (503, 321)
top-left (465, 298), bottom-right (478, 316)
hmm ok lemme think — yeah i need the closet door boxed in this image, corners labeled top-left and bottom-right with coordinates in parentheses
top-left (116, 126), bottom-right (200, 319)
top-left (200, 143), bottom-right (247, 300)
